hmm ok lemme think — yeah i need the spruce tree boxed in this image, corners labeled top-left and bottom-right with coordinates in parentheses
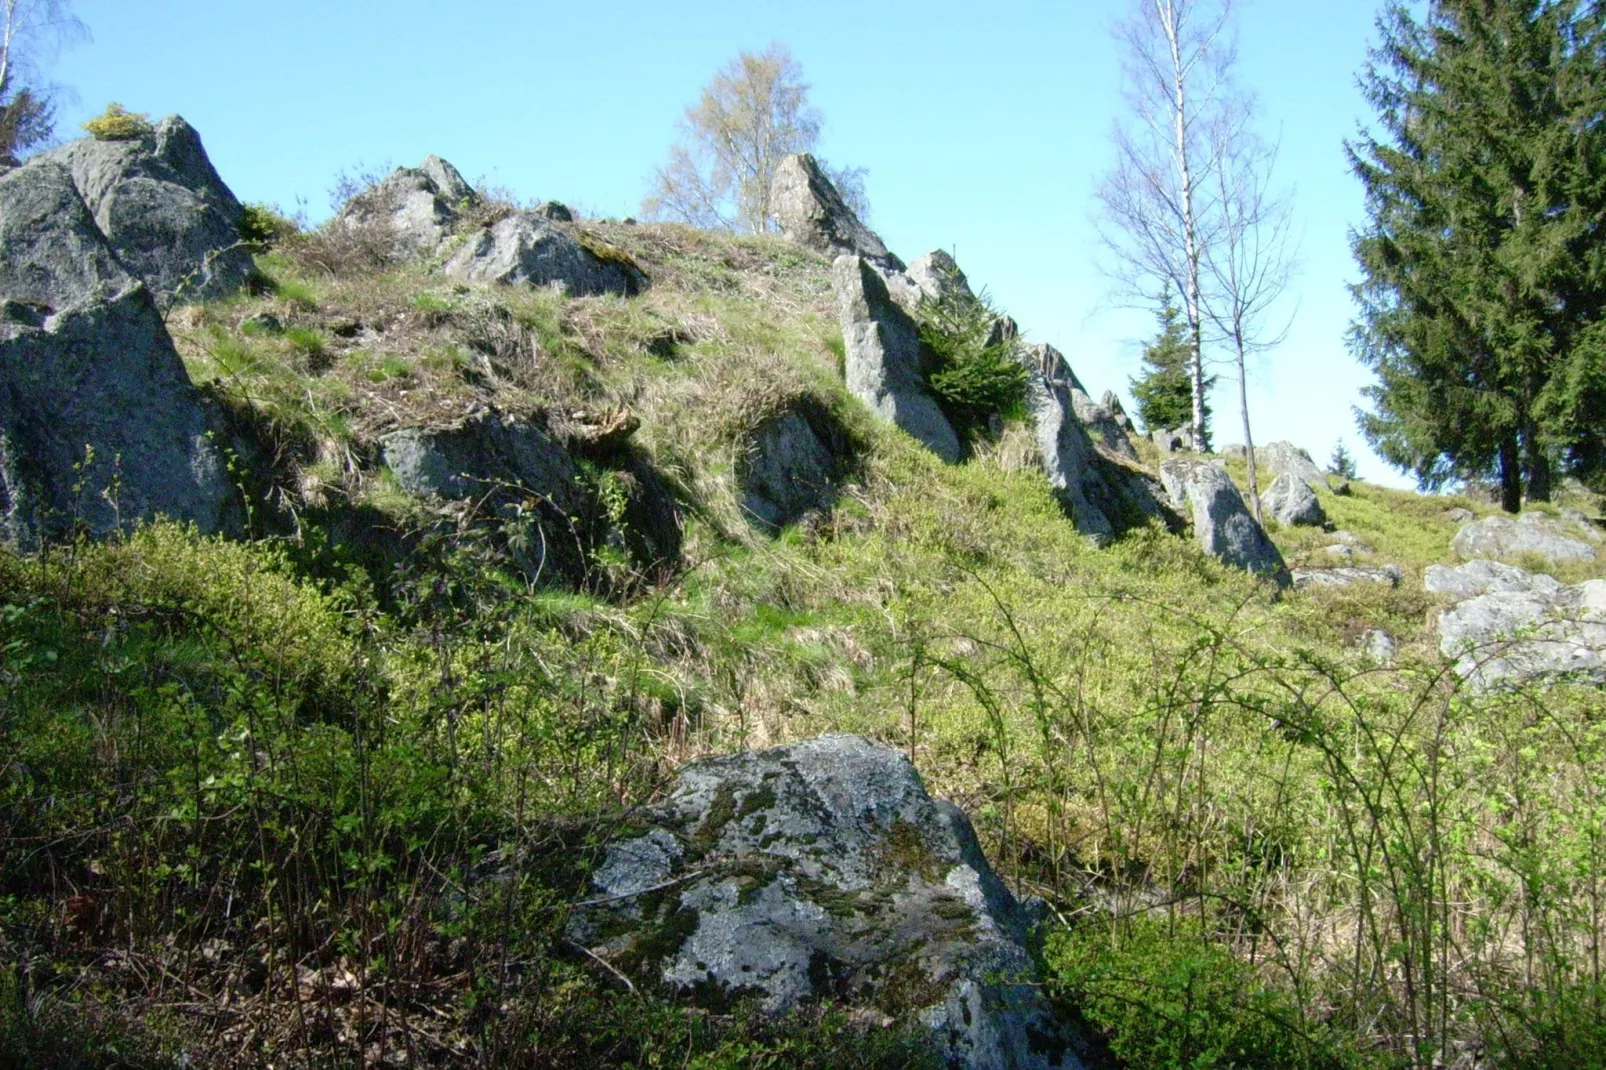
top-left (1131, 294), bottom-right (1214, 447)
top-left (1349, 0), bottom-right (1606, 510)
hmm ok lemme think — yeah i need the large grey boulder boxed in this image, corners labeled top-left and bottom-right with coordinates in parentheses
top-left (338, 155), bottom-right (477, 255)
top-left (1260, 471), bottom-right (1326, 527)
top-left (0, 161), bottom-right (237, 546)
top-left (739, 401), bottom-right (853, 533)
top-left (1451, 512), bottom-right (1598, 565)
top-left (832, 255), bottom-right (961, 463)
top-left (1159, 460), bottom-right (1289, 582)
top-left (1258, 441), bottom-right (1327, 491)
top-left (443, 212), bottom-right (639, 296)
top-left (1428, 561), bottom-right (1606, 688)
top-left (906, 250), bottom-right (974, 304)
top-left (1013, 343), bottom-right (1168, 541)
top-left (569, 735), bottom-right (1087, 1069)
top-left (40, 115), bottom-right (253, 302)
top-left (770, 154), bottom-right (902, 273)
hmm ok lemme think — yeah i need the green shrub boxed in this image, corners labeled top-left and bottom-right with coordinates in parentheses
top-left (237, 202), bottom-right (299, 251)
top-left (82, 103), bottom-right (153, 141)
top-left (1046, 919), bottom-right (1368, 1069)
top-left (914, 283), bottom-right (1026, 442)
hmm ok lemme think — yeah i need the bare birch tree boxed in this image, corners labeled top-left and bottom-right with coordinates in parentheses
top-left (643, 42), bottom-right (866, 233)
top-left (1202, 101), bottom-right (1298, 520)
top-left (1097, 0), bottom-right (1236, 453)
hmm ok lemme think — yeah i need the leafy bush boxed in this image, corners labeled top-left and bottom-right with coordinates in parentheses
top-left (236, 202), bottom-right (299, 251)
top-left (82, 102), bottom-right (152, 141)
top-left (1046, 920), bottom-right (1366, 1069)
top-left (914, 282), bottom-right (1026, 442)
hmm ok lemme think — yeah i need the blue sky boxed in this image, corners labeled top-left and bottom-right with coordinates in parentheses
top-left (56, 0), bottom-right (1406, 484)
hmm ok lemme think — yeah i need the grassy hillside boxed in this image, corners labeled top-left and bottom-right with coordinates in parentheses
top-left (3, 216), bottom-right (1605, 1068)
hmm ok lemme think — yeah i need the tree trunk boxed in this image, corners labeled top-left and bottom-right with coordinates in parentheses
top-left (1523, 426), bottom-right (1552, 503)
top-left (1499, 437), bottom-right (1523, 514)
top-left (1162, 0), bottom-right (1208, 454)
top-left (1237, 333), bottom-right (1261, 523)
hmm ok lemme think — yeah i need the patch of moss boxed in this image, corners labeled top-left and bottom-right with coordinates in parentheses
top-left (794, 873), bottom-right (869, 919)
top-left (872, 956), bottom-right (949, 1018)
top-left (689, 784), bottom-right (739, 858)
top-left (875, 820), bottom-right (944, 885)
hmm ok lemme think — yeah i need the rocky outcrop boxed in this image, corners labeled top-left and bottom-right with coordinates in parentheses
top-left (0, 160), bottom-right (237, 546)
top-left (40, 115), bottom-right (252, 302)
top-left (1014, 343), bottom-right (1168, 542)
top-left (1451, 512), bottom-right (1599, 565)
top-left (1431, 562), bottom-right (1606, 689)
top-left (1151, 426), bottom-right (1191, 453)
top-left (569, 735), bottom-right (1087, 1070)
top-left (1159, 460), bottom-right (1288, 582)
top-left (338, 155), bottom-right (477, 255)
top-left (1260, 471), bottom-right (1326, 527)
top-left (832, 255), bottom-right (961, 463)
top-left (739, 401), bottom-right (854, 533)
top-left (1257, 441), bottom-right (1326, 491)
top-left (1067, 385), bottom-right (1138, 462)
top-left (443, 212), bottom-right (640, 296)
top-left (771, 154), bottom-right (902, 273)
top-left (906, 250), bottom-right (973, 304)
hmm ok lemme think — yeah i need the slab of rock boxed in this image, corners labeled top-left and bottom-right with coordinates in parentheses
top-left (1151, 426), bottom-right (1191, 453)
top-left (1451, 512), bottom-right (1598, 564)
top-left (1013, 344), bottom-right (1171, 542)
top-left (1260, 471), bottom-right (1326, 527)
top-left (1257, 441), bottom-right (1326, 491)
top-left (1444, 507), bottom-right (1475, 524)
top-left (1159, 460), bottom-right (1288, 582)
top-left (339, 155), bottom-right (477, 255)
top-left (1067, 384), bottom-right (1139, 462)
top-left (1292, 565), bottom-right (1403, 590)
top-left (569, 735), bottom-right (1087, 1069)
top-left (739, 401), bottom-right (853, 533)
top-left (832, 255), bottom-right (960, 463)
top-left (771, 154), bottom-right (902, 273)
top-left (906, 250), bottom-right (974, 304)
top-left (1429, 561), bottom-right (1606, 688)
top-left (443, 212), bottom-right (639, 296)
top-left (40, 115), bottom-right (253, 302)
top-left (0, 160), bottom-right (237, 546)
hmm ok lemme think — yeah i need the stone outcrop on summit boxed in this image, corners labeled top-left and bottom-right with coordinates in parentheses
top-left (770, 154), bottom-right (903, 273)
top-left (0, 159), bottom-right (237, 545)
top-left (569, 735), bottom-right (1088, 1070)
top-left (1428, 560), bottom-right (1606, 689)
top-left (1451, 511), bottom-right (1599, 565)
top-left (40, 115), bottom-right (254, 302)
top-left (337, 155), bottom-right (479, 255)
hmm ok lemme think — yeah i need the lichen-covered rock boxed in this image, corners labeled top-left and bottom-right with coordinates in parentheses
top-left (832, 254), bottom-right (961, 463)
top-left (1013, 343), bottom-right (1168, 541)
top-left (0, 160), bottom-right (237, 545)
top-left (569, 735), bottom-right (1087, 1069)
top-left (1451, 512), bottom-right (1598, 565)
top-left (1159, 460), bottom-right (1288, 582)
top-left (1260, 471), bottom-right (1326, 527)
top-left (443, 212), bottom-right (639, 296)
top-left (338, 155), bottom-right (477, 255)
top-left (739, 401), bottom-right (854, 533)
top-left (1428, 561), bottom-right (1606, 688)
top-left (1257, 440), bottom-right (1326, 491)
top-left (1292, 565), bottom-right (1403, 590)
top-left (771, 154), bottom-right (903, 273)
top-left (39, 115), bottom-right (253, 301)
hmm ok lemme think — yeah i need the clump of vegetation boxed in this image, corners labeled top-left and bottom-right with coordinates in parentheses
top-left (914, 282), bottom-right (1027, 442)
top-left (82, 101), bottom-right (152, 140)
top-left (236, 202), bottom-right (299, 251)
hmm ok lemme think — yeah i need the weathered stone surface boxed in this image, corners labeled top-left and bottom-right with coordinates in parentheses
top-left (533, 200), bottom-right (573, 222)
top-left (1065, 378), bottom-right (1138, 461)
top-left (1100, 391), bottom-right (1136, 434)
top-left (1159, 460), bottom-right (1288, 582)
top-left (339, 155), bottom-right (477, 255)
top-left (907, 250), bottom-right (973, 304)
top-left (1365, 629), bottom-right (1398, 662)
top-left (40, 115), bottom-right (252, 301)
top-left (1451, 512), bottom-right (1599, 564)
top-left (1444, 507), bottom-right (1475, 524)
top-left (832, 255), bottom-right (961, 463)
top-left (443, 212), bottom-right (638, 296)
top-left (0, 160), bottom-right (237, 546)
top-left (1429, 561), bottom-right (1606, 688)
top-left (739, 401), bottom-right (853, 533)
top-left (771, 154), bottom-right (903, 272)
top-left (569, 735), bottom-right (1087, 1069)
top-left (1151, 426), bottom-right (1190, 453)
top-left (1260, 471), bottom-right (1326, 528)
top-left (1013, 344), bottom-right (1169, 542)
top-left (1292, 565), bottom-right (1403, 591)
top-left (1257, 441), bottom-right (1326, 491)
